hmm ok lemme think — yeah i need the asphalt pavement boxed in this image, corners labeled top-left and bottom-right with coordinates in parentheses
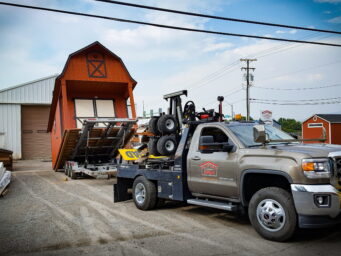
top-left (0, 160), bottom-right (340, 256)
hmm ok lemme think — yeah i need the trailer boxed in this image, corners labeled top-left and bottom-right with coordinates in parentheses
top-left (60, 118), bottom-right (136, 179)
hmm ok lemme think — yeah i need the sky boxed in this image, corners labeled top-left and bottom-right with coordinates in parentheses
top-left (0, 0), bottom-right (340, 121)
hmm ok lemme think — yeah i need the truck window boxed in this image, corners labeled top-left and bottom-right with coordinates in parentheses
top-left (199, 127), bottom-right (231, 152)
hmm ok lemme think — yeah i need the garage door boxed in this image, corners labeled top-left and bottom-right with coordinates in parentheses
top-left (22, 105), bottom-right (51, 160)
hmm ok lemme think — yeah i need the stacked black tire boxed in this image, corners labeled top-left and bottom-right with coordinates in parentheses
top-left (148, 115), bottom-right (179, 156)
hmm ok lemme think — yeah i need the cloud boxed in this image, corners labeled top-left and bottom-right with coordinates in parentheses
top-left (275, 29), bottom-right (297, 34)
top-left (0, 0), bottom-right (340, 121)
top-left (328, 16), bottom-right (341, 23)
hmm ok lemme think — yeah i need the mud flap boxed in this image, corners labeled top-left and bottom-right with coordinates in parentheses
top-left (113, 177), bottom-right (133, 202)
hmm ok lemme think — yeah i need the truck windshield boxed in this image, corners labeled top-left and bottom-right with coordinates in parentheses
top-left (228, 124), bottom-right (295, 147)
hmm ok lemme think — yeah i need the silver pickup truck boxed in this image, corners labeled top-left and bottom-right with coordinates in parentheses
top-left (114, 121), bottom-right (341, 241)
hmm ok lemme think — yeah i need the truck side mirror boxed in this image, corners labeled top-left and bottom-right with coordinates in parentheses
top-left (253, 125), bottom-right (266, 144)
top-left (222, 143), bottom-right (235, 152)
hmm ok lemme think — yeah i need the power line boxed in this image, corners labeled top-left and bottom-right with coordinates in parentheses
top-left (251, 100), bottom-right (341, 105)
top-left (96, 0), bottom-right (341, 35)
top-left (1, 2), bottom-right (341, 47)
top-left (205, 88), bottom-right (244, 107)
top-left (251, 96), bottom-right (341, 102)
top-left (256, 59), bottom-right (341, 82)
top-left (177, 34), bottom-right (338, 94)
top-left (251, 97), bottom-right (341, 105)
top-left (253, 83), bottom-right (341, 91)
top-left (185, 61), bottom-right (239, 91)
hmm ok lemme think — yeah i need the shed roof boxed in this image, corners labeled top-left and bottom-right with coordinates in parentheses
top-left (316, 114), bottom-right (341, 123)
top-left (304, 114), bottom-right (341, 124)
top-left (47, 41), bottom-right (137, 131)
top-left (0, 75), bottom-right (57, 104)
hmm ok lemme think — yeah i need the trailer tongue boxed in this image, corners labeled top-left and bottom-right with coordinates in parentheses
top-left (55, 118), bottom-right (137, 179)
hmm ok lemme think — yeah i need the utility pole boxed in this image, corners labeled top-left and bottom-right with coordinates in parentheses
top-left (240, 58), bottom-right (257, 121)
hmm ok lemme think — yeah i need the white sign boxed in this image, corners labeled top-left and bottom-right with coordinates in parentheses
top-left (261, 110), bottom-right (273, 125)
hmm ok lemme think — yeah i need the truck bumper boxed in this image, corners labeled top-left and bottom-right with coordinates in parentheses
top-left (291, 184), bottom-right (341, 228)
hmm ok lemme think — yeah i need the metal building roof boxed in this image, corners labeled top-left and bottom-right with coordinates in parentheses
top-left (0, 74), bottom-right (58, 104)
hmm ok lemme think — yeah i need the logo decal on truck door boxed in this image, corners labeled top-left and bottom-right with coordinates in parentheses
top-left (199, 161), bottom-right (218, 177)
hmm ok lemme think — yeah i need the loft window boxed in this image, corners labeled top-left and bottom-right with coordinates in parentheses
top-left (75, 99), bottom-right (115, 128)
top-left (308, 123), bottom-right (323, 128)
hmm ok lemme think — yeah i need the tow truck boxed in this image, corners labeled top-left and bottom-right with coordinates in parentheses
top-left (114, 90), bottom-right (341, 241)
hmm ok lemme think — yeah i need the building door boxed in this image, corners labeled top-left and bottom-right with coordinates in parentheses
top-left (21, 105), bottom-right (51, 159)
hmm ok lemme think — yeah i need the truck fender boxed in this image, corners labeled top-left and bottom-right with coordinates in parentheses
top-left (239, 169), bottom-right (293, 207)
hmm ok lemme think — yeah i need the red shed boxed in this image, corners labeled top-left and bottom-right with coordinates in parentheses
top-left (302, 114), bottom-right (341, 144)
top-left (47, 41), bottom-right (137, 169)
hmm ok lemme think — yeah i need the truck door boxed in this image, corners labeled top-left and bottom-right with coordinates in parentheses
top-left (187, 125), bottom-right (239, 198)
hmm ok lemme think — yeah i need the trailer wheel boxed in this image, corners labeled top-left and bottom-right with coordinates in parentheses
top-left (148, 117), bottom-right (160, 135)
top-left (67, 166), bottom-right (71, 177)
top-left (157, 135), bottom-right (177, 156)
top-left (248, 187), bottom-right (297, 242)
top-left (64, 164), bottom-right (68, 175)
top-left (157, 115), bottom-right (178, 134)
top-left (132, 176), bottom-right (157, 210)
top-left (148, 137), bottom-right (160, 156)
top-left (70, 170), bottom-right (77, 180)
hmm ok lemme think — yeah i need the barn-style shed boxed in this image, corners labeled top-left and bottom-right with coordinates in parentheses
top-left (302, 114), bottom-right (341, 145)
top-left (47, 41), bottom-right (137, 169)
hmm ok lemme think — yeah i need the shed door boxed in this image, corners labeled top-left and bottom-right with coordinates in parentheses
top-left (21, 105), bottom-right (51, 160)
top-left (75, 99), bottom-right (95, 128)
top-left (75, 99), bottom-right (115, 128)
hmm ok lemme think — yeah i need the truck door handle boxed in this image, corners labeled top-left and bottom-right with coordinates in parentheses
top-left (192, 156), bottom-right (201, 161)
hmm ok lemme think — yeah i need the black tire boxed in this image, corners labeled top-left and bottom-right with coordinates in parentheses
top-left (132, 176), bottom-right (157, 210)
top-left (157, 135), bottom-right (177, 156)
top-left (248, 187), bottom-right (297, 242)
top-left (64, 164), bottom-right (68, 175)
top-left (148, 137), bottom-right (160, 156)
top-left (157, 115), bottom-right (178, 134)
top-left (70, 170), bottom-right (77, 180)
top-left (148, 117), bottom-right (160, 135)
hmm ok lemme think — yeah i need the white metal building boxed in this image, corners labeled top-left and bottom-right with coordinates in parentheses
top-left (0, 75), bottom-right (57, 159)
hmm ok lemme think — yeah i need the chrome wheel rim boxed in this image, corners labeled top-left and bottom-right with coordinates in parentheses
top-left (165, 119), bottom-right (175, 130)
top-left (256, 199), bottom-right (286, 232)
top-left (165, 140), bottom-right (175, 151)
top-left (135, 183), bottom-right (146, 205)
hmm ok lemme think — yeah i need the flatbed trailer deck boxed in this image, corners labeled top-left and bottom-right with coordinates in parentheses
top-left (57, 118), bottom-right (136, 179)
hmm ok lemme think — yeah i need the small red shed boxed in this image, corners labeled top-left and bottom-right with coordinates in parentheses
top-left (302, 114), bottom-right (341, 144)
top-left (47, 41), bottom-right (137, 169)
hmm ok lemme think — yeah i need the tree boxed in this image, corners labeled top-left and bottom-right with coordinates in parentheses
top-left (277, 118), bottom-right (302, 135)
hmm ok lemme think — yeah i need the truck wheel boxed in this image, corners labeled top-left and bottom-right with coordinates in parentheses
top-left (148, 117), bottom-right (160, 135)
top-left (248, 187), bottom-right (297, 242)
top-left (133, 176), bottom-right (157, 210)
top-left (148, 138), bottom-right (160, 156)
top-left (157, 115), bottom-right (178, 134)
top-left (157, 135), bottom-right (177, 156)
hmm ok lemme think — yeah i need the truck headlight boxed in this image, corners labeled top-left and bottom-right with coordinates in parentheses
top-left (302, 158), bottom-right (331, 179)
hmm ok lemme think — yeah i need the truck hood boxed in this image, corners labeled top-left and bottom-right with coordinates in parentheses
top-left (265, 143), bottom-right (341, 158)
